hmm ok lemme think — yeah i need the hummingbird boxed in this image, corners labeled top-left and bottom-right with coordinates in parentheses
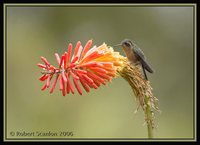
top-left (115, 39), bottom-right (154, 80)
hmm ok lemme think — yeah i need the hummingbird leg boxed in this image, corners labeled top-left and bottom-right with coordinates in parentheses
top-left (142, 64), bottom-right (148, 80)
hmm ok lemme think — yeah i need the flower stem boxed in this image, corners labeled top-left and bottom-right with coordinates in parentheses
top-left (144, 95), bottom-right (154, 139)
top-left (117, 59), bottom-right (158, 139)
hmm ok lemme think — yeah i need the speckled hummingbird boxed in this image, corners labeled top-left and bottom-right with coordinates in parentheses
top-left (115, 39), bottom-right (154, 80)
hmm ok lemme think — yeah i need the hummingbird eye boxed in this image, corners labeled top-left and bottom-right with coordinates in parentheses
top-left (124, 42), bottom-right (131, 47)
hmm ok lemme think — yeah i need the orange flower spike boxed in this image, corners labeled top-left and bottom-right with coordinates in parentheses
top-left (37, 40), bottom-right (124, 96)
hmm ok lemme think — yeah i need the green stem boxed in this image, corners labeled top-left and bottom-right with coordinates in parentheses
top-left (144, 95), bottom-right (154, 139)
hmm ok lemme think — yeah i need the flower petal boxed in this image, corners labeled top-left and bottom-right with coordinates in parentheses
top-left (55, 53), bottom-right (61, 65)
top-left (66, 73), bottom-right (74, 94)
top-left (39, 75), bottom-right (49, 81)
top-left (76, 45), bottom-right (83, 60)
top-left (70, 71), bottom-right (79, 80)
top-left (62, 78), bottom-right (66, 96)
top-left (81, 39), bottom-right (92, 59)
top-left (73, 78), bottom-right (82, 95)
top-left (37, 63), bottom-right (47, 69)
top-left (81, 74), bottom-right (94, 85)
top-left (59, 75), bottom-right (64, 90)
top-left (79, 76), bottom-right (90, 92)
top-left (41, 84), bottom-right (47, 90)
top-left (89, 67), bottom-right (107, 74)
top-left (77, 62), bottom-right (103, 68)
top-left (73, 41), bottom-right (81, 58)
top-left (95, 72), bottom-right (112, 81)
top-left (46, 75), bottom-right (51, 88)
top-left (50, 74), bottom-right (59, 94)
top-left (71, 56), bottom-right (79, 64)
top-left (87, 71), bottom-right (106, 85)
top-left (66, 43), bottom-right (72, 65)
top-left (64, 52), bottom-right (68, 68)
top-left (41, 56), bottom-right (50, 66)
top-left (62, 71), bottom-right (67, 82)
top-left (59, 55), bottom-right (65, 68)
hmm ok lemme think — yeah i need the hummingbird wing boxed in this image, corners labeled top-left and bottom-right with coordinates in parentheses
top-left (134, 47), bottom-right (154, 73)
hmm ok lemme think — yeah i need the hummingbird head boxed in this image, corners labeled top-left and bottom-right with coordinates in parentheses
top-left (113, 39), bottom-right (136, 50)
top-left (120, 39), bottom-right (134, 49)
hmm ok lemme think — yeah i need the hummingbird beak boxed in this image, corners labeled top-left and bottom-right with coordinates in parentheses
top-left (113, 44), bottom-right (122, 47)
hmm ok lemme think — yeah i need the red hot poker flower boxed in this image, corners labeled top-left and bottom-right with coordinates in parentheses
top-left (37, 40), bottom-right (123, 96)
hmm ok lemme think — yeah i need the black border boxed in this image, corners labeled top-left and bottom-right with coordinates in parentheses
top-left (3, 3), bottom-right (196, 142)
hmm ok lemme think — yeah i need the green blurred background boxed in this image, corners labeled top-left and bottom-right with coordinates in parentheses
top-left (6, 5), bottom-right (194, 139)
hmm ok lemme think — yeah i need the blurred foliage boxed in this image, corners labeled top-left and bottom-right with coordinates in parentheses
top-left (6, 5), bottom-right (194, 139)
